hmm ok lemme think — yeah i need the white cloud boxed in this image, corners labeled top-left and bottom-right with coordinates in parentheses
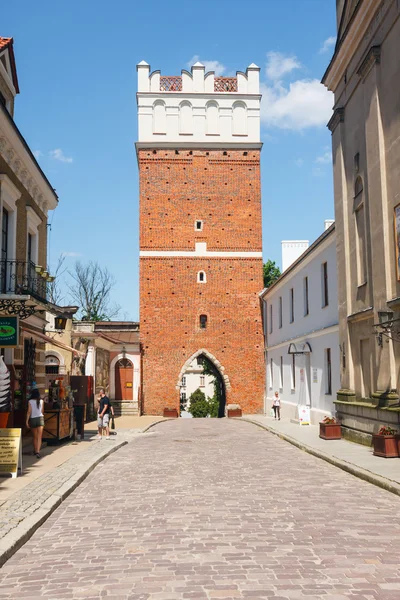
top-left (315, 150), bottom-right (332, 164)
top-left (319, 36), bottom-right (336, 54)
top-left (260, 79), bottom-right (333, 131)
top-left (265, 51), bottom-right (301, 81)
top-left (295, 158), bottom-right (304, 167)
top-left (33, 150), bottom-right (42, 159)
top-left (49, 148), bottom-right (73, 163)
top-left (187, 55), bottom-right (226, 76)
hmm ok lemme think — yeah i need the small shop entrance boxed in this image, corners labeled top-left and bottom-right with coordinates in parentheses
top-left (115, 358), bottom-right (133, 401)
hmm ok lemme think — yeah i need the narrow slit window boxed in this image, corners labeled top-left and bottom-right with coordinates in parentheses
top-left (197, 271), bottom-right (206, 283)
top-left (199, 314), bottom-right (207, 329)
top-left (195, 220), bottom-right (203, 231)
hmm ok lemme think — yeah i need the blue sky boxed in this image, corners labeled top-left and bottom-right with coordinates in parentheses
top-left (3, 0), bottom-right (336, 320)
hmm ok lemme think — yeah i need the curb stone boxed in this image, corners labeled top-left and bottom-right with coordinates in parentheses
top-left (240, 417), bottom-right (400, 498)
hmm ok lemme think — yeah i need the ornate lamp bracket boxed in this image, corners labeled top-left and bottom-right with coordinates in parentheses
top-left (373, 311), bottom-right (400, 346)
top-left (0, 298), bottom-right (42, 320)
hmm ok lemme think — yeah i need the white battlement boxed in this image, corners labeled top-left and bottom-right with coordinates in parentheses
top-left (136, 61), bottom-right (261, 146)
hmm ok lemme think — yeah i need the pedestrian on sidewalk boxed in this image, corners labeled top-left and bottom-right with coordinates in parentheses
top-left (96, 388), bottom-right (111, 440)
top-left (26, 388), bottom-right (44, 458)
top-left (272, 391), bottom-right (281, 420)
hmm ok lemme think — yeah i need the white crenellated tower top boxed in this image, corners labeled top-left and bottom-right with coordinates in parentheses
top-left (136, 61), bottom-right (261, 146)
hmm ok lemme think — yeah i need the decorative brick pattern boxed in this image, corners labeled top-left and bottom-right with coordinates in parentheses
top-left (139, 149), bottom-right (264, 415)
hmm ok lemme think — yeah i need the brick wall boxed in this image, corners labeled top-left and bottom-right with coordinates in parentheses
top-left (139, 148), bottom-right (265, 415)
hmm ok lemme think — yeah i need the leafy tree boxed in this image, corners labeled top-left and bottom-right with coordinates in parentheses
top-left (202, 357), bottom-right (223, 418)
top-left (68, 261), bottom-right (121, 321)
top-left (188, 388), bottom-right (209, 418)
top-left (263, 259), bottom-right (281, 288)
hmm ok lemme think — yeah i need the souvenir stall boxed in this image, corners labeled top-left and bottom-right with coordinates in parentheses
top-left (43, 377), bottom-right (74, 442)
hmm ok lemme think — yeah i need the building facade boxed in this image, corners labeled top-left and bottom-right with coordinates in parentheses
top-left (261, 224), bottom-right (339, 425)
top-left (137, 60), bottom-right (265, 415)
top-left (323, 0), bottom-right (400, 442)
top-left (0, 37), bottom-right (58, 429)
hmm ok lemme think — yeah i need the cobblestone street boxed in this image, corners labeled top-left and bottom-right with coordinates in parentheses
top-left (1, 419), bottom-right (400, 599)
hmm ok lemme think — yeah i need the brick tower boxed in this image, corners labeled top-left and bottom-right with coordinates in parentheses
top-left (136, 60), bottom-right (264, 415)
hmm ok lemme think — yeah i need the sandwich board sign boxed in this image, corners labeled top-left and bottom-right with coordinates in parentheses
top-left (0, 428), bottom-right (22, 477)
top-left (297, 405), bottom-right (310, 426)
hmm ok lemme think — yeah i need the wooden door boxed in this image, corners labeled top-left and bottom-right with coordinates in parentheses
top-left (115, 359), bottom-right (133, 400)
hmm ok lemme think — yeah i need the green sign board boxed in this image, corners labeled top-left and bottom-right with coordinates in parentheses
top-left (0, 316), bottom-right (19, 347)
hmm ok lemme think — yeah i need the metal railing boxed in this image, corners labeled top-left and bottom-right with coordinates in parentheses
top-left (0, 259), bottom-right (48, 302)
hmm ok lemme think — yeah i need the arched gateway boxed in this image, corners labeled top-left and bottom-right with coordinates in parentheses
top-left (177, 349), bottom-right (230, 418)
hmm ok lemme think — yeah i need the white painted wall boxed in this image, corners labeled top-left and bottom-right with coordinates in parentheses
top-left (136, 61), bottom-right (261, 146)
top-left (281, 241), bottom-right (309, 272)
top-left (262, 226), bottom-right (339, 424)
top-left (180, 359), bottom-right (215, 405)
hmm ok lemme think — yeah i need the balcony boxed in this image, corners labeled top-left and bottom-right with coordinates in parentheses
top-left (0, 259), bottom-right (48, 303)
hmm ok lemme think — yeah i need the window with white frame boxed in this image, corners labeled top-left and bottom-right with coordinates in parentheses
top-left (26, 206), bottom-right (42, 266)
top-left (321, 262), bottom-right (329, 307)
top-left (325, 348), bottom-right (332, 395)
top-left (304, 276), bottom-right (309, 316)
top-left (200, 375), bottom-right (205, 387)
top-left (290, 288), bottom-right (294, 323)
top-left (354, 177), bottom-right (367, 286)
top-left (181, 376), bottom-right (186, 387)
top-left (279, 296), bottom-right (282, 329)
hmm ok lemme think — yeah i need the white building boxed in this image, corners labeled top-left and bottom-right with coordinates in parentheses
top-left (261, 223), bottom-right (339, 425)
top-left (180, 359), bottom-right (215, 415)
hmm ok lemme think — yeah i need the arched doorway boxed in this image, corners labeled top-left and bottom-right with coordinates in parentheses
top-left (178, 350), bottom-right (228, 418)
top-left (115, 358), bottom-right (133, 401)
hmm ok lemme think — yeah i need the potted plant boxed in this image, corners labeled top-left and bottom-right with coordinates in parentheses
top-left (372, 426), bottom-right (399, 458)
top-left (319, 416), bottom-right (341, 440)
top-left (163, 407), bottom-right (178, 418)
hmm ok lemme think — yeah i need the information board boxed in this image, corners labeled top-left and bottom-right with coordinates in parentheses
top-left (0, 316), bottom-right (19, 347)
top-left (0, 428), bottom-right (22, 478)
top-left (297, 405), bottom-right (310, 426)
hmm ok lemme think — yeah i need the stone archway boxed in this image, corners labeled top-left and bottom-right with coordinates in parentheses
top-left (177, 349), bottom-right (230, 418)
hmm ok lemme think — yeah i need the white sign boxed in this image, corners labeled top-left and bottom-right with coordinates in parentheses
top-left (312, 368), bottom-right (318, 384)
top-left (297, 405), bottom-right (310, 426)
top-left (0, 428), bottom-right (22, 478)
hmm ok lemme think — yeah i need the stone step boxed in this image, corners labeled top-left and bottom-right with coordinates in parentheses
top-left (112, 401), bottom-right (139, 417)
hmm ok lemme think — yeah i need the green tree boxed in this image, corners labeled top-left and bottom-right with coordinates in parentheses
top-left (202, 357), bottom-right (222, 418)
top-left (263, 259), bottom-right (281, 288)
top-left (188, 388), bottom-right (209, 418)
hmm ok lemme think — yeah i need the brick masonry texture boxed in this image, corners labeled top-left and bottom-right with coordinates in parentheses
top-left (1, 419), bottom-right (400, 599)
top-left (139, 149), bottom-right (264, 415)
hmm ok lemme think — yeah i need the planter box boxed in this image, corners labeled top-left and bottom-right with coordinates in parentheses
top-left (372, 434), bottom-right (399, 458)
top-left (319, 422), bottom-right (341, 440)
top-left (163, 408), bottom-right (178, 418)
top-left (227, 408), bottom-right (242, 418)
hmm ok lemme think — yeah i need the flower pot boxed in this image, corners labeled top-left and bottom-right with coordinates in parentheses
top-left (319, 422), bottom-right (341, 440)
top-left (0, 413), bottom-right (9, 428)
top-left (163, 408), bottom-right (178, 418)
top-left (227, 408), bottom-right (242, 418)
top-left (372, 434), bottom-right (399, 458)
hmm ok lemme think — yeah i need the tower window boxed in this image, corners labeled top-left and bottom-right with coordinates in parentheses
top-left (195, 220), bottom-right (203, 231)
top-left (199, 314), bottom-right (207, 329)
top-left (197, 271), bottom-right (206, 283)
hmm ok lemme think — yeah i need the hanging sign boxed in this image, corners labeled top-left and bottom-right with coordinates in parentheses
top-left (297, 405), bottom-right (310, 426)
top-left (0, 428), bottom-right (22, 478)
top-left (0, 316), bottom-right (19, 347)
top-left (312, 368), bottom-right (318, 383)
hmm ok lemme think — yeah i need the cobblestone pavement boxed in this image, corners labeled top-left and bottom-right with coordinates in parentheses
top-left (1, 419), bottom-right (400, 599)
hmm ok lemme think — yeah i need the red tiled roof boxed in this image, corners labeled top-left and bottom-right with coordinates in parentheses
top-left (0, 36), bottom-right (19, 93)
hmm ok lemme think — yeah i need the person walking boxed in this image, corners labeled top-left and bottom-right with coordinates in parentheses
top-left (272, 391), bottom-right (281, 420)
top-left (96, 388), bottom-right (111, 440)
top-left (26, 388), bottom-right (45, 458)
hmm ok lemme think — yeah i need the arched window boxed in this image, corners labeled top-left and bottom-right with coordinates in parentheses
top-left (199, 314), bottom-right (207, 329)
top-left (45, 354), bottom-right (60, 375)
top-left (197, 270), bottom-right (206, 283)
top-left (232, 101), bottom-right (247, 135)
top-left (206, 101), bottom-right (219, 134)
top-left (180, 101), bottom-right (193, 134)
top-left (153, 100), bottom-right (166, 133)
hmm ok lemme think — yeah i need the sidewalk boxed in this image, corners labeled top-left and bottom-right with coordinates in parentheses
top-left (0, 415), bottom-right (165, 566)
top-left (242, 414), bottom-right (400, 496)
